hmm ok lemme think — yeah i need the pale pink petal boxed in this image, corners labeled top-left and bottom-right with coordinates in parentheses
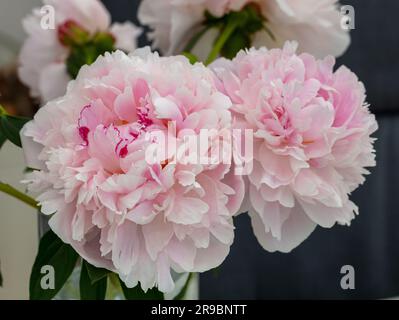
top-left (249, 204), bottom-right (317, 253)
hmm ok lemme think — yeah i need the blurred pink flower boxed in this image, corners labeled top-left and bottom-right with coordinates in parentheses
top-left (211, 42), bottom-right (377, 252)
top-left (19, 0), bottom-right (141, 103)
top-left (20, 48), bottom-right (244, 293)
top-left (138, 0), bottom-right (349, 59)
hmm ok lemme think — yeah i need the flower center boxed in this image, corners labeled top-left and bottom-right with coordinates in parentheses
top-left (77, 100), bottom-right (154, 159)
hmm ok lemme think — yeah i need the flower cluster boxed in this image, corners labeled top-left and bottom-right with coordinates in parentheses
top-left (138, 0), bottom-right (350, 59)
top-left (12, 0), bottom-right (379, 297)
top-left (18, 0), bottom-right (141, 103)
top-left (21, 42), bottom-right (377, 293)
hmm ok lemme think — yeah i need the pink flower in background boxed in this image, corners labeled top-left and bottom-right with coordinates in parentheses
top-left (19, 0), bottom-right (141, 103)
top-left (138, 0), bottom-right (350, 59)
top-left (20, 48), bottom-right (244, 293)
top-left (211, 42), bottom-right (377, 252)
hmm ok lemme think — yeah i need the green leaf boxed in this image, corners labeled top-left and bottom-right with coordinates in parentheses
top-left (29, 230), bottom-right (79, 300)
top-left (182, 52), bottom-right (199, 65)
top-left (221, 31), bottom-right (250, 59)
top-left (244, 4), bottom-right (265, 33)
top-left (80, 261), bottom-right (107, 300)
top-left (203, 3), bottom-right (269, 63)
top-left (24, 167), bottom-right (36, 174)
top-left (85, 262), bottom-right (111, 285)
top-left (92, 32), bottom-right (115, 53)
top-left (106, 273), bottom-right (123, 299)
top-left (66, 32), bottom-right (115, 79)
top-left (0, 114), bottom-right (30, 148)
top-left (204, 10), bottom-right (224, 26)
top-left (66, 46), bottom-right (94, 79)
top-left (119, 278), bottom-right (164, 300)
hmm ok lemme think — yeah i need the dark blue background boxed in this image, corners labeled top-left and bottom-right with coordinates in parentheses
top-left (102, 0), bottom-right (399, 299)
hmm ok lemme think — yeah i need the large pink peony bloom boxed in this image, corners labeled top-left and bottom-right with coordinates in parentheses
top-left (211, 42), bottom-right (377, 252)
top-left (19, 0), bottom-right (141, 103)
top-left (20, 48), bottom-right (244, 293)
top-left (138, 0), bottom-right (350, 59)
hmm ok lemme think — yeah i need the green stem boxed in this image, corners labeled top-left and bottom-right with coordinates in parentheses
top-left (0, 181), bottom-right (38, 209)
top-left (263, 25), bottom-right (276, 41)
top-left (174, 273), bottom-right (194, 300)
top-left (0, 105), bottom-right (7, 116)
top-left (205, 19), bottom-right (239, 65)
top-left (183, 25), bottom-right (212, 53)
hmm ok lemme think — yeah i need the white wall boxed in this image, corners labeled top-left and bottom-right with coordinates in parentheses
top-left (0, 0), bottom-right (41, 300)
top-left (0, 143), bottom-right (38, 300)
top-left (0, 0), bottom-right (41, 40)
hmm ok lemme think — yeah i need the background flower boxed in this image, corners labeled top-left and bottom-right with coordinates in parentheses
top-left (138, 0), bottom-right (350, 60)
top-left (18, 0), bottom-right (141, 103)
top-left (211, 42), bottom-right (377, 252)
top-left (21, 48), bottom-right (244, 293)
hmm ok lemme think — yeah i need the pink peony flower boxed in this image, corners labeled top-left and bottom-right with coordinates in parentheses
top-left (211, 42), bottom-right (377, 252)
top-left (138, 0), bottom-right (350, 59)
top-left (19, 0), bottom-right (141, 103)
top-left (20, 48), bottom-right (244, 293)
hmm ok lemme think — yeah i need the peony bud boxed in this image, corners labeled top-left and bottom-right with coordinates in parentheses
top-left (57, 20), bottom-right (90, 47)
